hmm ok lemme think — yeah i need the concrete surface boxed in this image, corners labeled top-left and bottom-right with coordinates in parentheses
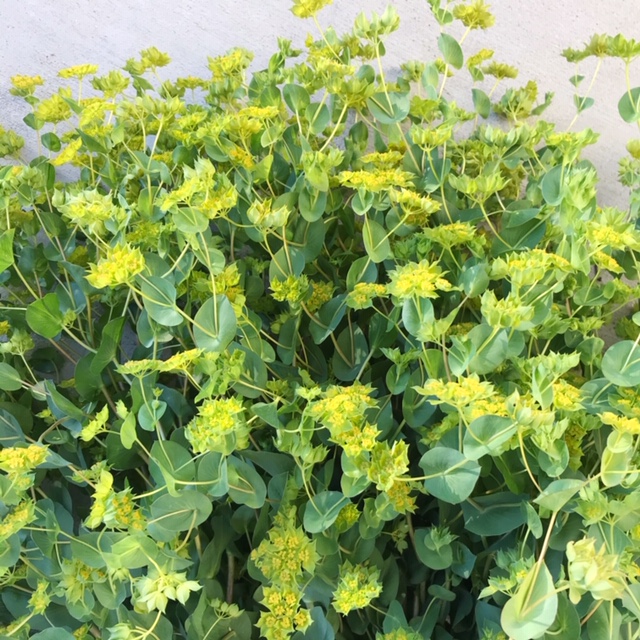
top-left (1, 0), bottom-right (638, 206)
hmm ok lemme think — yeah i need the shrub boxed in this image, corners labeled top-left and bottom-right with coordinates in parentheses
top-left (1, 1), bottom-right (640, 639)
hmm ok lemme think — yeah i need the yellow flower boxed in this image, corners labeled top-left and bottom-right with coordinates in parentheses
top-left (332, 562), bottom-right (382, 614)
top-left (338, 168), bottom-right (413, 193)
top-left (86, 244), bottom-right (146, 289)
top-left (306, 281), bottom-right (335, 313)
top-left (158, 348), bottom-right (202, 373)
top-left (0, 500), bottom-right (36, 538)
top-left (416, 374), bottom-right (495, 408)
top-left (0, 444), bottom-right (48, 475)
top-left (453, 0), bottom-right (495, 29)
top-left (346, 283), bottom-right (387, 310)
top-left (58, 64), bottom-right (99, 79)
top-left (10, 74), bottom-right (45, 95)
top-left (35, 93), bottom-right (72, 124)
top-left (308, 383), bottom-right (377, 437)
top-left (291, 0), bottom-right (333, 19)
top-left (79, 405), bottom-right (110, 442)
top-left (185, 397), bottom-right (248, 455)
top-left (387, 260), bottom-right (453, 300)
top-left (51, 137), bottom-right (83, 167)
top-left (601, 411), bottom-right (640, 435)
top-left (58, 188), bottom-right (126, 235)
top-left (553, 380), bottom-right (583, 411)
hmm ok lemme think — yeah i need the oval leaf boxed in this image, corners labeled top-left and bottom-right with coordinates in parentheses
top-left (419, 447), bottom-right (480, 504)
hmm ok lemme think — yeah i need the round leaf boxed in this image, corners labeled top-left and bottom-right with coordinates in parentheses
top-left (419, 447), bottom-right (480, 504)
top-left (303, 491), bottom-right (349, 533)
top-left (601, 341), bottom-right (640, 387)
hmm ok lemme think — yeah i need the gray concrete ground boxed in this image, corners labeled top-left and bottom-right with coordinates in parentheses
top-left (1, 0), bottom-right (638, 206)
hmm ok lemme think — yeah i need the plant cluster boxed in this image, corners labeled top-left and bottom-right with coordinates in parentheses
top-left (1, 0), bottom-right (640, 638)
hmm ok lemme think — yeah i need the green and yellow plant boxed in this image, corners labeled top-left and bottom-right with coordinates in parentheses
top-left (2, 1), bottom-right (640, 638)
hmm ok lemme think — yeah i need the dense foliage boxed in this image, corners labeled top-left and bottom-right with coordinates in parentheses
top-left (2, 1), bottom-right (640, 638)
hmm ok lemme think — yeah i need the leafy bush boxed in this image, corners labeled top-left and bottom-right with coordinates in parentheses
top-left (2, 1), bottom-right (640, 638)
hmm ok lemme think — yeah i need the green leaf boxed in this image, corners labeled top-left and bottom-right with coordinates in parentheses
top-left (363, 217), bottom-right (391, 263)
top-left (268, 246), bottom-right (305, 281)
top-left (150, 490), bottom-right (212, 531)
top-left (534, 479), bottom-right (583, 512)
top-left (438, 33), bottom-right (463, 69)
top-left (618, 87), bottom-right (640, 123)
top-left (26, 293), bottom-right (64, 338)
top-left (366, 91), bottom-right (410, 125)
top-left (0, 364), bottom-right (22, 392)
top-left (541, 165), bottom-right (564, 206)
top-left (172, 206), bottom-right (209, 233)
top-left (472, 88), bottom-right (491, 117)
top-left (304, 491), bottom-right (349, 533)
top-left (0, 229), bottom-right (15, 274)
top-left (119, 413), bottom-right (137, 450)
top-left (501, 562), bottom-right (558, 640)
top-left (419, 447), bottom-right (480, 504)
top-left (140, 276), bottom-right (183, 327)
top-left (91, 316), bottom-right (126, 374)
top-left (193, 295), bottom-right (237, 353)
top-left (309, 294), bottom-right (347, 344)
top-left (463, 416), bottom-right (516, 460)
top-left (601, 341), bottom-right (640, 387)
top-left (306, 102), bottom-right (331, 135)
top-left (41, 132), bottom-right (61, 152)
top-left (283, 84), bottom-right (310, 112)
top-left (31, 630), bottom-right (75, 640)
top-left (227, 456), bottom-right (266, 508)
top-left (573, 94), bottom-right (594, 113)
top-left (462, 492), bottom-right (527, 536)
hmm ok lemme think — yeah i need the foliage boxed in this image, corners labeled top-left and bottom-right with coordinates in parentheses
top-left (1, 1), bottom-right (640, 638)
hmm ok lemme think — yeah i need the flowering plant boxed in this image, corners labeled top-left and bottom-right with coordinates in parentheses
top-left (1, 1), bottom-right (640, 638)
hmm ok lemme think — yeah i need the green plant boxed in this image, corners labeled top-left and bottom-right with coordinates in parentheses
top-left (2, 1), bottom-right (640, 638)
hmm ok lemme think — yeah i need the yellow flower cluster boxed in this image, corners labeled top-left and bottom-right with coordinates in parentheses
top-left (158, 348), bottom-right (202, 373)
top-left (481, 290), bottom-right (534, 329)
top-left (79, 406), bottom-right (110, 442)
top-left (35, 93), bottom-right (72, 124)
top-left (332, 562), bottom-right (382, 615)
top-left (28, 581), bottom-right (51, 615)
top-left (86, 244), bottom-right (146, 289)
top-left (306, 281), bottom-right (335, 313)
top-left (463, 395), bottom-right (509, 423)
top-left (0, 500), bottom-right (35, 539)
top-left (422, 222), bottom-right (484, 250)
top-left (307, 382), bottom-right (377, 438)
top-left (247, 198), bottom-right (290, 229)
top-left (611, 387), bottom-right (640, 419)
top-left (360, 150), bottom-right (404, 168)
top-left (51, 137), bottom-right (83, 167)
top-left (59, 188), bottom-right (126, 235)
top-left (384, 478), bottom-right (418, 514)
top-left (86, 469), bottom-right (145, 530)
top-left (185, 396), bottom-right (248, 455)
top-left (586, 222), bottom-right (640, 251)
top-left (387, 260), bottom-right (453, 300)
top-left (338, 168), bottom-right (413, 193)
top-left (339, 422), bottom-right (381, 458)
top-left (410, 125), bottom-right (453, 149)
top-left (391, 189), bottom-right (441, 226)
top-left (367, 441), bottom-right (410, 491)
top-left (416, 374), bottom-right (495, 408)
top-left (207, 48), bottom-right (254, 82)
top-left (0, 444), bottom-right (48, 475)
top-left (601, 411), bottom-right (640, 435)
top-left (10, 74), bottom-right (44, 95)
top-left (491, 249), bottom-right (572, 287)
top-left (256, 587), bottom-right (312, 640)
top-left (566, 538), bottom-right (626, 603)
top-left (251, 508), bottom-right (318, 586)
top-left (453, 0), bottom-right (495, 29)
top-left (346, 283), bottom-right (387, 310)
top-left (334, 503), bottom-right (360, 532)
top-left (271, 275), bottom-right (310, 305)
top-left (291, 0), bottom-right (333, 18)
top-left (553, 380), bottom-right (583, 411)
top-left (133, 569), bottom-right (201, 613)
top-left (58, 64), bottom-right (99, 79)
